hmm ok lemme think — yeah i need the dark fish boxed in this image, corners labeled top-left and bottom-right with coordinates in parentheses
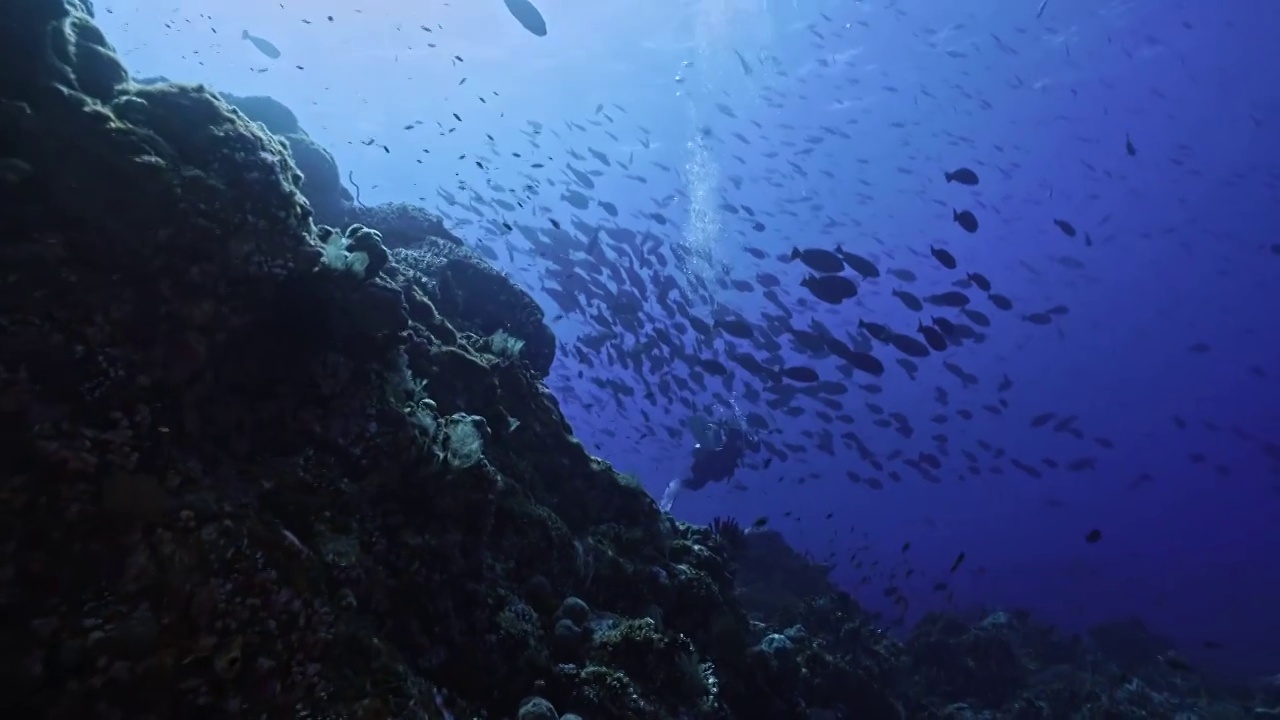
top-left (1125, 133), bottom-right (1136, 156)
top-left (242, 30), bottom-right (281, 59)
top-left (953, 209), bottom-right (979, 233)
top-left (966, 272), bottom-right (991, 292)
top-left (988, 293), bottom-right (1013, 311)
top-left (949, 552), bottom-right (965, 572)
top-left (790, 246), bottom-right (844, 273)
top-left (930, 246), bottom-right (957, 269)
top-left (783, 366), bottom-right (820, 383)
top-left (858, 319), bottom-right (893, 342)
top-left (1052, 218), bottom-right (1077, 237)
top-left (756, 271), bottom-right (781, 288)
top-left (924, 291), bottom-right (970, 308)
top-left (918, 322), bottom-right (948, 352)
top-left (944, 167), bottom-right (980, 185)
top-left (503, 0), bottom-right (548, 36)
top-left (892, 289), bottom-right (923, 312)
top-left (889, 333), bottom-right (930, 358)
top-left (836, 247), bottom-right (881, 278)
top-left (714, 317), bottom-right (753, 339)
top-left (698, 358), bottom-right (729, 376)
top-left (960, 308), bottom-right (991, 327)
top-left (849, 352), bottom-right (885, 376)
top-left (801, 274), bottom-right (858, 304)
top-left (1030, 412), bottom-right (1055, 427)
top-left (1084, 528), bottom-right (1102, 544)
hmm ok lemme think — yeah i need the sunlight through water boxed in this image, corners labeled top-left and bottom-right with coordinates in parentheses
top-left (678, 0), bottom-right (775, 288)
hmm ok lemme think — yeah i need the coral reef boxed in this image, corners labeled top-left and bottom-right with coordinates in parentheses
top-left (0, 2), bottom-right (1266, 719)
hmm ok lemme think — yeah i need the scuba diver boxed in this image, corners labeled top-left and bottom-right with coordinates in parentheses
top-left (660, 413), bottom-right (761, 511)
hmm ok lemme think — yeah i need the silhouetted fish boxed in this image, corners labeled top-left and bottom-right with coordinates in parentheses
top-left (504, 0), bottom-right (547, 37)
top-left (241, 30), bottom-right (280, 59)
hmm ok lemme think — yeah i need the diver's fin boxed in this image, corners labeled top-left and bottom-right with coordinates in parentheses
top-left (660, 478), bottom-right (682, 512)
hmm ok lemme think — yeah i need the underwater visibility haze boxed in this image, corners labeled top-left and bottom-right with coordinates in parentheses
top-left (4, 0), bottom-right (1280, 716)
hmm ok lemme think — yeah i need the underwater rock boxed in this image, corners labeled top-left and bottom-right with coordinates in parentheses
top-left (392, 236), bottom-right (557, 378)
top-left (219, 91), bottom-right (302, 135)
top-left (1088, 616), bottom-right (1176, 669)
top-left (216, 92), bottom-right (355, 226)
top-left (282, 132), bottom-right (351, 225)
top-left (735, 528), bottom-right (837, 615)
top-left (214, 94), bottom-right (465, 248)
top-left (348, 200), bottom-right (464, 249)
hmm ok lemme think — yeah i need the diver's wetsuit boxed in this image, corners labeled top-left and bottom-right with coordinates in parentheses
top-left (660, 423), bottom-right (760, 511)
top-left (682, 427), bottom-right (751, 491)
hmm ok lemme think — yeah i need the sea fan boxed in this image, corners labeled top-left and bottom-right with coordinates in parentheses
top-left (709, 516), bottom-right (745, 550)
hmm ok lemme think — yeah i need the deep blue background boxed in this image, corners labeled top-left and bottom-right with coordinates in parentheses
top-left (99, 0), bottom-right (1280, 680)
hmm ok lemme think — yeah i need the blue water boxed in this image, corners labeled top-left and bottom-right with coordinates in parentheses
top-left (100, 0), bottom-right (1280, 682)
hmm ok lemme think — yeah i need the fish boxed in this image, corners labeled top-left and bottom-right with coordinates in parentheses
top-left (919, 323), bottom-right (948, 352)
top-left (892, 289), bottom-right (923, 312)
top-left (966, 272), bottom-right (991, 292)
top-left (698, 358), bottom-right (729, 376)
top-left (859, 320), bottom-right (892, 342)
top-left (782, 366), bottom-right (820, 383)
top-left (503, 0), bottom-right (548, 37)
top-left (930, 246), bottom-right (957, 269)
top-left (944, 167), bottom-right (980, 185)
top-left (241, 30), bottom-right (281, 59)
top-left (953, 209), bottom-right (979, 233)
top-left (988, 293), bottom-right (1014, 311)
top-left (800, 274), bottom-right (858, 304)
top-left (835, 247), bottom-right (881, 278)
top-left (924, 291), bottom-right (970, 308)
top-left (849, 352), bottom-right (885, 376)
top-left (714, 317), bottom-right (753, 339)
top-left (790, 246), bottom-right (844, 274)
